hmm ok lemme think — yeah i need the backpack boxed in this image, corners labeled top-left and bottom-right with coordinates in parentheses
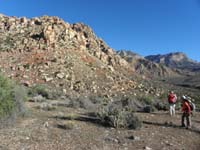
top-left (168, 94), bottom-right (176, 103)
top-left (189, 101), bottom-right (195, 111)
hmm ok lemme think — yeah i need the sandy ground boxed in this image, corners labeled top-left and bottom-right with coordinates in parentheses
top-left (0, 101), bottom-right (199, 150)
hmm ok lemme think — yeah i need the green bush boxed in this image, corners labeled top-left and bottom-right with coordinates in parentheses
top-left (159, 91), bottom-right (168, 100)
top-left (28, 84), bottom-right (49, 98)
top-left (154, 102), bottom-right (168, 111)
top-left (138, 95), bottom-right (153, 105)
top-left (0, 74), bottom-right (26, 125)
top-left (0, 75), bottom-right (15, 117)
top-left (96, 103), bottom-right (142, 129)
top-left (143, 105), bottom-right (157, 113)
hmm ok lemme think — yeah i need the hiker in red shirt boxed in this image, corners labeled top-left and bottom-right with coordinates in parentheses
top-left (168, 91), bottom-right (177, 116)
top-left (181, 95), bottom-right (191, 129)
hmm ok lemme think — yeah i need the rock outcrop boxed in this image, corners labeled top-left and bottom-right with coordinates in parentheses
top-left (0, 14), bottom-right (142, 98)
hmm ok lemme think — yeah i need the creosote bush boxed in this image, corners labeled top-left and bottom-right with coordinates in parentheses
top-left (96, 102), bottom-right (142, 129)
top-left (138, 95), bottom-right (153, 105)
top-left (28, 84), bottom-right (49, 98)
top-left (143, 105), bottom-right (156, 113)
top-left (154, 102), bottom-right (168, 111)
top-left (28, 84), bottom-right (63, 100)
top-left (0, 74), bottom-right (27, 127)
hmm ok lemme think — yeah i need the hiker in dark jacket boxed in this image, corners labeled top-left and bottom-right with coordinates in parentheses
top-left (181, 95), bottom-right (191, 129)
top-left (168, 91), bottom-right (177, 116)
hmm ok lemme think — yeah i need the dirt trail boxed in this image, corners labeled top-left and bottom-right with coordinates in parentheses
top-left (0, 101), bottom-right (200, 150)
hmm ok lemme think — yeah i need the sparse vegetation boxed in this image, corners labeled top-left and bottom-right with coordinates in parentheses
top-left (137, 95), bottom-right (153, 105)
top-left (28, 84), bottom-right (63, 100)
top-left (57, 121), bottom-right (75, 130)
top-left (0, 74), bottom-right (27, 127)
top-left (0, 35), bottom-right (15, 51)
top-left (154, 102), bottom-right (168, 111)
top-left (159, 91), bottom-right (168, 100)
top-left (143, 105), bottom-right (156, 113)
top-left (36, 102), bottom-right (57, 111)
top-left (96, 102), bottom-right (142, 129)
top-left (28, 84), bottom-right (49, 98)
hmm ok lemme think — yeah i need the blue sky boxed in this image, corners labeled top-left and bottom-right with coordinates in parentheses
top-left (0, 0), bottom-right (200, 61)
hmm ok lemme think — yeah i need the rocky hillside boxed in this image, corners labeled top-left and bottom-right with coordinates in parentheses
top-left (0, 14), bottom-right (151, 99)
top-left (145, 52), bottom-right (200, 72)
top-left (117, 50), bottom-right (177, 78)
top-left (1, 14), bottom-right (199, 104)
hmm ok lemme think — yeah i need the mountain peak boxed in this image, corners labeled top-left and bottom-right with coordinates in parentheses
top-left (167, 52), bottom-right (187, 62)
top-left (145, 52), bottom-right (200, 71)
top-left (117, 50), bottom-right (176, 77)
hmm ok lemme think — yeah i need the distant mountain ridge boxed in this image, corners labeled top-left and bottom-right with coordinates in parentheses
top-left (145, 52), bottom-right (200, 72)
top-left (117, 50), bottom-right (177, 78)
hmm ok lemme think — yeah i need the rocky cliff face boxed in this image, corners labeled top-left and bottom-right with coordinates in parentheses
top-left (145, 52), bottom-right (200, 72)
top-left (117, 50), bottom-right (176, 78)
top-left (0, 14), bottom-right (143, 98)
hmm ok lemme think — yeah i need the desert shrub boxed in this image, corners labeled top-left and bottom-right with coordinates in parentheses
top-left (79, 98), bottom-right (97, 110)
top-left (120, 96), bottom-right (140, 112)
top-left (96, 103), bottom-right (142, 129)
top-left (138, 95), bottom-right (153, 105)
top-left (154, 102), bottom-right (168, 111)
top-left (36, 102), bottom-right (56, 111)
top-left (57, 121), bottom-right (75, 130)
top-left (0, 75), bottom-right (27, 126)
top-left (143, 105), bottom-right (156, 113)
top-left (28, 84), bottom-right (49, 98)
top-left (68, 99), bottom-right (81, 108)
top-left (68, 95), bottom-right (106, 110)
top-left (30, 95), bottom-right (46, 103)
top-left (89, 95), bottom-right (103, 104)
top-left (49, 89), bottom-right (63, 99)
top-left (68, 97), bottom-right (96, 110)
top-left (159, 91), bottom-right (168, 100)
top-left (28, 85), bottom-right (63, 100)
top-left (0, 35), bottom-right (15, 51)
top-left (0, 75), bottom-right (15, 117)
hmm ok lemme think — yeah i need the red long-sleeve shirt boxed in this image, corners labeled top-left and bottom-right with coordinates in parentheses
top-left (182, 101), bottom-right (191, 113)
